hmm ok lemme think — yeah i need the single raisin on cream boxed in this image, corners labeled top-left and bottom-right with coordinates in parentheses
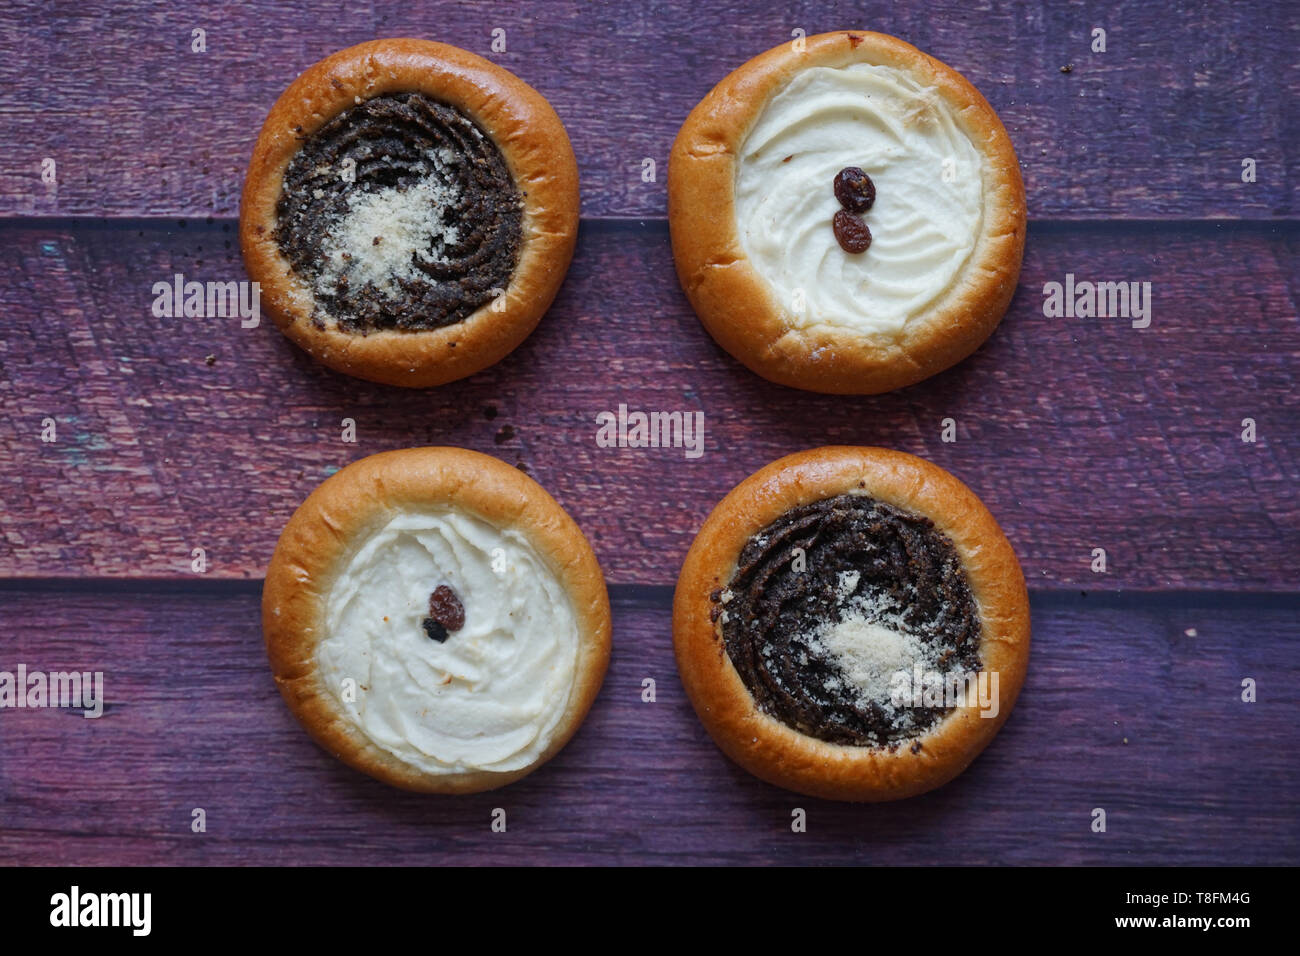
top-left (832, 209), bottom-right (872, 254)
top-left (275, 92), bottom-right (523, 333)
top-left (714, 494), bottom-right (982, 747)
top-left (422, 584), bottom-right (465, 642)
top-left (428, 584), bottom-right (465, 630)
top-left (833, 166), bottom-right (875, 212)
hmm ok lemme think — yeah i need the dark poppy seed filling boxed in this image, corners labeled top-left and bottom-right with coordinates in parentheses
top-left (715, 494), bottom-right (982, 747)
top-left (274, 92), bottom-right (523, 333)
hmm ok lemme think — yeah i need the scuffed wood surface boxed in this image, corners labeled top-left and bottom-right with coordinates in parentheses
top-left (0, 0), bottom-right (1296, 220)
top-left (0, 587), bottom-right (1294, 866)
top-left (0, 220), bottom-right (1296, 588)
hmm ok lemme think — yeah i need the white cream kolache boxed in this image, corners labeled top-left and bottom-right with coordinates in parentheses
top-left (262, 448), bottom-right (611, 793)
top-left (318, 510), bottom-right (580, 776)
top-left (669, 31), bottom-right (1027, 395)
top-left (734, 63), bottom-right (986, 336)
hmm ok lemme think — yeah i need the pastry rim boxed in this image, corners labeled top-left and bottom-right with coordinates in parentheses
top-left (240, 38), bottom-right (580, 388)
top-left (667, 30), bottom-right (1027, 395)
top-left (262, 447), bottom-right (611, 793)
top-left (672, 445), bottom-right (1031, 801)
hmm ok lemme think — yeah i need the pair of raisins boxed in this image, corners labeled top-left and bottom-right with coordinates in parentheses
top-left (832, 167), bottom-right (874, 254)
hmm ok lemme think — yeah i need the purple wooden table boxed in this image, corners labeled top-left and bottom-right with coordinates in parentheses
top-left (1, 0), bottom-right (1297, 865)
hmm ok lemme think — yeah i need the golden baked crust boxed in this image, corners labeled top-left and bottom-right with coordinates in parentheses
top-left (263, 447), bottom-right (611, 793)
top-left (240, 39), bottom-right (580, 388)
top-left (668, 31), bottom-right (1026, 395)
top-left (673, 446), bottom-right (1030, 801)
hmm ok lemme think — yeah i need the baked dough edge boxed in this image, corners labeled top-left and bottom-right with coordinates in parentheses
top-left (672, 445), bottom-right (1031, 801)
top-left (263, 447), bottom-right (612, 793)
top-left (240, 38), bottom-right (581, 388)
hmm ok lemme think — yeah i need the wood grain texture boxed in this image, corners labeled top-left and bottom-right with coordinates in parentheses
top-left (0, 586), bottom-right (1294, 866)
top-left (1, 219), bottom-right (1296, 588)
top-left (0, 0), bottom-right (1296, 220)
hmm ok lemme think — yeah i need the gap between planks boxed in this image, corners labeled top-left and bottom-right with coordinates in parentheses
top-left (1, 217), bottom-right (1300, 231)
top-left (2, 578), bottom-right (1300, 612)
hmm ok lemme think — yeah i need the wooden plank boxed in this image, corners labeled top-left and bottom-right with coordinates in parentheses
top-left (0, 219), bottom-right (1296, 588)
top-left (0, 586), bottom-right (1294, 865)
top-left (0, 1), bottom-right (1295, 220)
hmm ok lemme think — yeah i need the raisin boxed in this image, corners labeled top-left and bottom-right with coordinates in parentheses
top-left (421, 618), bottom-right (449, 643)
top-left (428, 584), bottom-right (465, 631)
top-left (833, 166), bottom-right (875, 212)
top-left (832, 210), bottom-right (872, 254)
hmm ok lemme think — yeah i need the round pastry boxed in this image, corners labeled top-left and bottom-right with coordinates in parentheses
top-left (668, 31), bottom-right (1026, 394)
top-left (263, 447), bottom-right (610, 793)
top-left (673, 446), bottom-right (1030, 801)
top-left (240, 39), bottom-right (580, 388)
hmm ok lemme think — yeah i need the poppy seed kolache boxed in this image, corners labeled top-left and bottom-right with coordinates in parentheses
top-left (263, 448), bottom-right (611, 793)
top-left (669, 31), bottom-right (1027, 394)
top-left (673, 447), bottom-right (1030, 801)
top-left (240, 39), bottom-right (579, 387)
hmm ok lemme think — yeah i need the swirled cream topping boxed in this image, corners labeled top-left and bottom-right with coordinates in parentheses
top-left (734, 63), bottom-right (986, 336)
top-left (317, 510), bottom-right (579, 775)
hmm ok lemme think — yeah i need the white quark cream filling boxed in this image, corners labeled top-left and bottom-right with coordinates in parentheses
top-left (734, 62), bottom-right (986, 336)
top-left (317, 510), bottom-right (580, 775)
